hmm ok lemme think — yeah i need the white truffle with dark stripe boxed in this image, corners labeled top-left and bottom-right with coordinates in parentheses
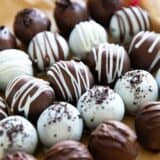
top-left (37, 102), bottom-right (83, 147)
top-left (0, 97), bottom-right (8, 120)
top-left (0, 116), bottom-right (38, 159)
top-left (114, 70), bottom-right (158, 115)
top-left (5, 75), bottom-right (55, 124)
top-left (109, 7), bottom-right (150, 44)
top-left (77, 86), bottom-right (125, 129)
top-left (129, 31), bottom-right (160, 72)
top-left (85, 43), bottom-right (130, 85)
top-left (28, 31), bottom-right (69, 71)
top-left (47, 60), bottom-right (94, 103)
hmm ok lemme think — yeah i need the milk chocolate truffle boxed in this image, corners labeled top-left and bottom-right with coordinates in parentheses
top-left (0, 49), bottom-right (33, 91)
top-left (3, 152), bottom-right (37, 160)
top-left (14, 8), bottom-right (51, 44)
top-left (47, 60), bottom-right (94, 103)
top-left (89, 120), bottom-right (138, 160)
top-left (0, 97), bottom-right (8, 120)
top-left (0, 26), bottom-right (17, 50)
top-left (45, 140), bottom-right (93, 160)
top-left (28, 31), bottom-right (69, 71)
top-left (88, 0), bottom-right (122, 27)
top-left (0, 116), bottom-right (38, 159)
top-left (129, 31), bottom-right (160, 73)
top-left (37, 102), bottom-right (83, 147)
top-left (85, 43), bottom-right (130, 85)
top-left (69, 20), bottom-right (107, 59)
top-left (114, 70), bottom-right (158, 115)
top-left (54, 0), bottom-right (89, 38)
top-left (5, 75), bottom-right (55, 124)
top-left (109, 7), bottom-right (150, 45)
top-left (135, 101), bottom-right (160, 151)
top-left (77, 86), bottom-right (125, 129)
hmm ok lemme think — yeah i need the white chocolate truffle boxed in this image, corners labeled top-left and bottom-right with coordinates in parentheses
top-left (0, 116), bottom-right (38, 159)
top-left (37, 102), bottom-right (83, 147)
top-left (0, 49), bottom-right (33, 90)
top-left (156, 69), bottom-right (160, 89)
top-left (77, 86), bottom-right (125, 129)
top-left (114, 70), bottom-right (158, 115)
top-left (28, 31), bottom-right (69, 71)
top-left (109, 7), bottom-right (150, 45)
top-left (69, 20), bottom-right (107, 59)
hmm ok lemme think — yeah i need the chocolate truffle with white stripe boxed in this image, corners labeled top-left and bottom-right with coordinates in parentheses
top-left (28, 31), bottom-right (69, 71)
top-left (77, 86), bottom-right (125, 129)
top-left (37, 102), bottom-right (83, 147)
top-left (5, 75), bottom-right (55, 124)
top-left (114, 70), bottom-right (158, 115)
top-left (129, 31), bottom-right (160, 73)
top-left (0, 116), bottom-right (38, 159)
top-left (109, 7), bottom-right (150, 45)
top-left (47, 60), bottom-right (94, 103)
top-left (85, 43), bottom-right (130, 85)
top-left (0, 97), bottom-right (8, 120)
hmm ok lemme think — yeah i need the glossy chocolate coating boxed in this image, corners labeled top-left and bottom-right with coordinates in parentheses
top-left (135, 101), bottom-right (160, 151)
top-left (14, 8), bottom-right (51, 44)
top-left (54, 0), bottom-right (89, 38)
top-left (89, 120), bottom-right (139, 160)
top-left (0, 26), bottom-right (17, 50)
top-left (45, 140), bottom-right (93, 160)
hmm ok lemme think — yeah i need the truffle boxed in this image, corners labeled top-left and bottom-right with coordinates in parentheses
top-left (37, 102), bottom-right (83, 147)
top-left (128, 31), bottom-right (160, 73)
top-left (14, 8), bottom-right (51, 44)
top-left (89, 120), bottom-right (139, 160)
top-left (54, 0), bottom-right (89, 38)
top-left (109, 7), bottom-right (150, 45)
top-left (88, 0), bottom-right (122, 27)
top-left (3, 152), bottom-right (37, 160)
top-left (5, 75), bottom-right (55, 124)
top-left (114, 70), bottom-right (158, 115)
top-left (85, 43), bottom-right (130, 85)
top-left (0, 116), bottom-right (38, 159)
top-left (28, 31), bottom-right (69, 71)
top-left (45, 140), bottom-right (93, 160)
top-left (0, 49), bottom-right (33, 91)
top-left (135, 101), bottom-right (160, 151)
top-left (0, 97), bottom-right (8, 120)
top-left (77, 86), bottom-right (125, 129)
top-left (69, 20), bottom-right (107, 59)
top-left (0, 26), bottom-right (17, 50)
top-left (47, 60), bottom-right (94, 103)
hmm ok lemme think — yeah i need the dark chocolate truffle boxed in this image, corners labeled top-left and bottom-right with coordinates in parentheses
top-left (89, 120), bottom-right (139, 160)
top-left (85, 43), bottom-right (130, 85)
top-left (0, 97), bottom-right (8, 120)
top-left (5, 75), bottom-right (55, 124)
top-left (45, 140), bottom-right (93, 160)
top-left (47, 60), bottom-right (94, 103)
top-left (129, 31), bottom-right (160, 73)
top-left (88, 0), bottom-right (122, 27)
top-left (14, 8), bottom-right (51, 44)
top-left (0, 26), bottom-right (17, 50)
top-left (135, 101), bottom-right (160, 151)
top-left (54, 0), bottom-right (89, 38)
top-left (3, 152), bottom-right (37, 160)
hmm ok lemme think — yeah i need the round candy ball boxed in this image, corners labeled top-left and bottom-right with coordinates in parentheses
top-left (0, 26), bottom-right (17, 50)
top-left (77, 86), bottom-right (125, 129)
top-left (45, 140), bottom-right (93, 160)
top-left (88, 120), bottom-right (139, 160)
top-left (114, 70), bottom-right (158, 115)
top-left (14, 8), bottom-right (51, 44)
top-left (0, 116), bottom-right (38, 159)
top-left (69, 20), bottom-right (107, 59)
top-left (28, 31), bottom-right (69, 71)
top-left (37, 102), bottom-right (83, 147)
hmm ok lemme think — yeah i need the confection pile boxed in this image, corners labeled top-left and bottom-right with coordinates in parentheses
top-left (0, 0), bottom-right (160, 159)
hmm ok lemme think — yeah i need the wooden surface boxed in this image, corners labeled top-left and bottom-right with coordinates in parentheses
top-left (0, 0), bottom-right (160, 159)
